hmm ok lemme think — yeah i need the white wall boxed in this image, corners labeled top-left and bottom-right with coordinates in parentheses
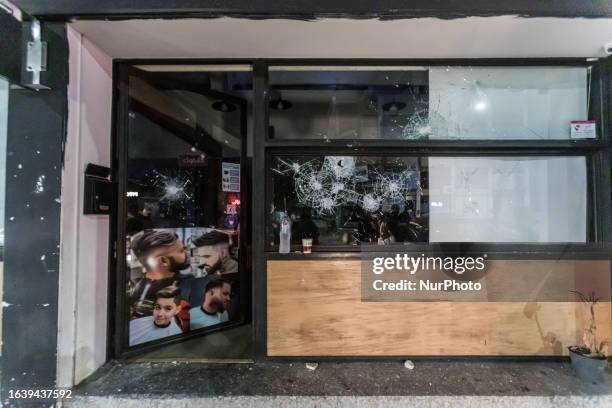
top-left (70, 16), bottom-right (612, 59)
top-left (57, 26), bottom-right (112, 387)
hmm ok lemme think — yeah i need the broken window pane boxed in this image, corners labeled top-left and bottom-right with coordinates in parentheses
top-left (428, 67), bottom-right (588, 140)
top-left (268, 66), bottom-right (591, 140)
top-left (428, 156), bottom-right (587, 242)
top-left (268, 155), bottom-right (587, 248)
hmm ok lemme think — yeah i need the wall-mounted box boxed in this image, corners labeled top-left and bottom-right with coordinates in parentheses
top-left (84, 163), bottom-right (112, 215)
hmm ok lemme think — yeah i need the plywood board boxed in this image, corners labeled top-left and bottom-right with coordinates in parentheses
top-left (267, 260), bottom-right (612, 356)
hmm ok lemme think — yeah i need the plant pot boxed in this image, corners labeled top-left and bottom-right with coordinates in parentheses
top-left (568, 347), bottom-right (608, 383)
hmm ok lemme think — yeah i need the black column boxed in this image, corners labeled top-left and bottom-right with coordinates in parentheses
top-left (1, 22), bottom-right (68, 402)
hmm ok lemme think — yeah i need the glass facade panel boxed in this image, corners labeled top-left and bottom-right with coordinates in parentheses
top-left (0, 77), bottom-right (7, 249)
top-left (268, 66), bottom-right (590, 140)
top-left (428, 156), bottom-right (587, 242)
top-left (0, 76), bottom-right (7, 347)
top-left (428, 67), bottom-right (588, 140)
top-left (268, 155), bottom-right (587, 248)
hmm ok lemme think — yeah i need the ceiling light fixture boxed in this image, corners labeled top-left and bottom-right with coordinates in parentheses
top-left (382, 101), bottom-right (406, 113)
top-left (269, 98), bottom-right (293, 110)
top-left (269, 90), bottom-right (292, 110)
top-left (212, 101), bottom-right (236, 113)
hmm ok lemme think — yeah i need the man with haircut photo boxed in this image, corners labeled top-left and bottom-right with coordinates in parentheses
top-left (190, 277), bottom-right (232, 330)
top-left (129, 286), bottom-right (183, 346)
top-left (128, 229), bottom-right (191, 318)
top-left (193, 230), bottom-right (238, 275)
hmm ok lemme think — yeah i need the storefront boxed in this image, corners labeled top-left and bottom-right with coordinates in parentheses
top-left (110, 59), bottom-right (612, 361)
top-left (1, 1), bottom-right (611, 393)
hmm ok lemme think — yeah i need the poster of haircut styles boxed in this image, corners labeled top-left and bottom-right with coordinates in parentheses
top-left (126, 227), bottom-right (240, 347)
top-left (123, 72), bottom-right (245, 348)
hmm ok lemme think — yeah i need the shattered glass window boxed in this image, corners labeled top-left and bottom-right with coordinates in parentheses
top-left (127, 75), bottom-right (242, 229)
top-left (269, 155), bottom-right (429, 247)
top-left (428, 67), bottom-right (588, 140)
top-left (268, 155), bottom-right (587, 249)
top-left (268, 66), bottom-right (590, 140)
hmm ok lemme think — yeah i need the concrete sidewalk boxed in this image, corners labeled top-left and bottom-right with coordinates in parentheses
top-left (67, 395), bottom-right (611, 407)
top-left (65, 360), bottom-right (611, 407)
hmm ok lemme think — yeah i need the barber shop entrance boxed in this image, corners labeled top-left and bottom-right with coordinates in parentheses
top-left (112, 57), bottom-right (612, 362)
top-left (2, 2), bottom-right (612, 394)
top-left (114, 64), bottom-right (253, 360)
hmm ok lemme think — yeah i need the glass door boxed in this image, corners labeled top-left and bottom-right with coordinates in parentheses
top-left (115, 64), bottom-right (253, 359)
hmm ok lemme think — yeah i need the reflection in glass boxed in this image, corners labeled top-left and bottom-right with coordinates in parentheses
top-left (269, 68), bottom-right (428, 140)
top-left (268, 66), bottom-right (589, 140)
top-left (0, 77), bottom-right (7, 248)
top-left (0, 76), bottom-right (8, 341)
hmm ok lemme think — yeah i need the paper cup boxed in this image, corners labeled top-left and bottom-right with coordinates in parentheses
top-left (302, 238), bottom-right (313, 254)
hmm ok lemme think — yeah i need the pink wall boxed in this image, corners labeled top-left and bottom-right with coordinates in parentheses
top-left (58, 25), bottom-right (112, 387)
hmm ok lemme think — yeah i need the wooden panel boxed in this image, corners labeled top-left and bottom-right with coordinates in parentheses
top-left (267, 260), bottom-right (612, 356)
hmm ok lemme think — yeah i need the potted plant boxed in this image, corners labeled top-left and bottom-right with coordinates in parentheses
top-left (568, 290), bottom-right (609, 383)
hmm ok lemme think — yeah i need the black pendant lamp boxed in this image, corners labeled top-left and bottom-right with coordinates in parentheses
top-left (212, 101), bottom-right (237, 113)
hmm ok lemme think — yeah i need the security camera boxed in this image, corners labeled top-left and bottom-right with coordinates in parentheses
top-left (605, 42), bottom-right (612, 55)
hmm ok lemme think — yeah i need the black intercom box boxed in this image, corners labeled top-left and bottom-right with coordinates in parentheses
top-left (84, 163), bottom-right (112, 215)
